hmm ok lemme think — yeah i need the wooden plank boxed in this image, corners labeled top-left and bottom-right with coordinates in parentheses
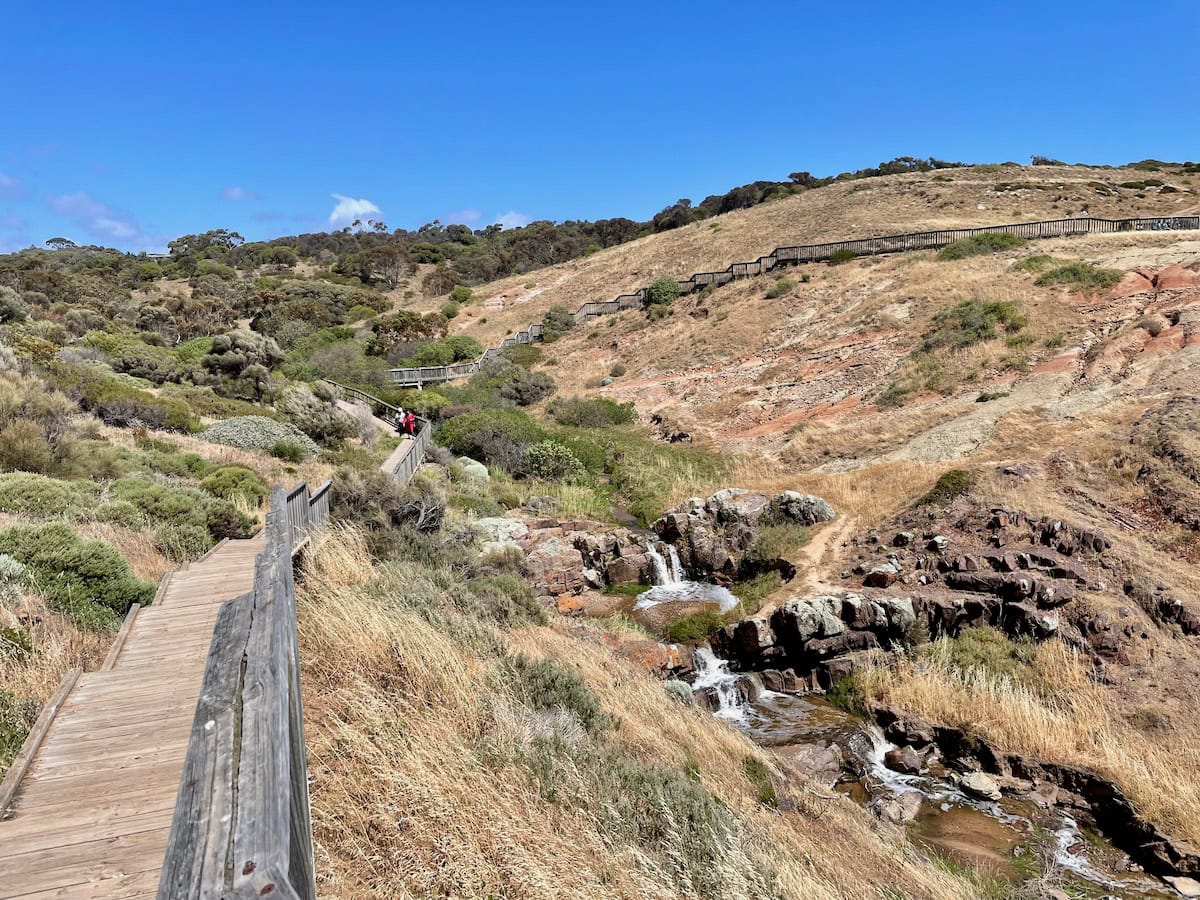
top-left (0, 668), bottom-right (81, 817)
top-left (0, 827), bottom-right (169, 896)
top-left (101, 605), bottom-right (142, 671)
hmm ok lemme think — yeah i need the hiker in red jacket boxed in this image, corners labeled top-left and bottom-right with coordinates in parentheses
top-left (403, 411), bottom-right (417, 436)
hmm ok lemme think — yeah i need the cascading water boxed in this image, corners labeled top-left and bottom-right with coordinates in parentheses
top-left (636, 542), bottom-right (738, 612)
top-left (691, 646), bottom-right (748, 723)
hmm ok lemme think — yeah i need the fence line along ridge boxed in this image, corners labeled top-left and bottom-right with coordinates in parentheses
top-left (387, 214), bottom-right (1200, 387)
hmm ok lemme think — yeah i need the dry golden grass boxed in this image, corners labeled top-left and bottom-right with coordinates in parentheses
top-left (442, 163), bottom-right (1196, 349)
top-left (0, 591), bottom-right (110, 709)
top-left (298, 526), bottom-right (975, 899)
top-left (860, 641), bottom-right (1200, 846)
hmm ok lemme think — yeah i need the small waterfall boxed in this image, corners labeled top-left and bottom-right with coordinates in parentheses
top-left (646, 542), bottom-right (683, 586)
top-left (693, 646), bottom-right (748, 722)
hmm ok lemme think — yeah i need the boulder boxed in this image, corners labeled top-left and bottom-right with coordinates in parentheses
top-left (884, 746), bottom-right (922, 775)
top-left (457, 456), bottom-right (489, 483)
top-left (605, 553), bottom-right (649, 585)
top-left (872, 791), bottom-right (923, 824)
top-left (766, 491), bottom-right (836, 526)
top-left (523, 536), bottom-right (587, 595)
top-left (1164, 876), bottom-right (1200, 898)
top-left (881, 597), bottom-right (917, 635)
top-left (892, 531), bottom-right (915, 547)
top-left (474, 516), bottom-right (529, 544)
top-left (775, 743), bottom-right (843, 788)
top-left (960, 771), bottom-right (1002, 801)
top-left (863, 561), bottom-right (900, 588)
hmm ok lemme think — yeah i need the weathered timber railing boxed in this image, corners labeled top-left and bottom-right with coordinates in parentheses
top-left (158, 482), bottom-right (329, 899)
top-left (388, 214), bottom-right (1200, 386)
top-left (320, 378), bottom-right (432, 485)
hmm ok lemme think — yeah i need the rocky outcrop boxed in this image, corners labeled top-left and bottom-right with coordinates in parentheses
top-left (652, 488), bottom-right (834, 583)
top-left (874, 705), bottom-right (1200, 878)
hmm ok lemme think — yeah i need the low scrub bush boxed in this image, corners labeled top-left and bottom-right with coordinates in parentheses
top-left (522, 441), bottom-right (587, 483)
top-left (270, 440), bottom-right (307, 462)
top-left (465, 574), bottom-right (547, 626)
top-left (502, 653), bottom-right (608, 733)
top-left (52, 364), bottom-right (196, 432)
top-left (743, 756), bottom-right (778, 807)
top-left (1035, 261), bottom-right (1122, 291)
top-left (0, 523), bottom-right (156, 629)
top-left (199, 416), bottom-right (320, 457)
top-left (547, 396), bottom-right (636, 427)
top-left (0, 626), bottom-right (32, 661)
top-left (540, 305), bottom-right (577, 342)
top-left (644, 277), bottom-right (679, 308)
top-left (1012, 254), bottom-right (1064, 273)
top-left (1, 690), bottom-right (40, 773)
top-left (745, 523), bottom-right (810, 566)
top-left (277, 384), bottom-right (358, 445)
top-left (764, 277), bottom-right (795, 299)
top-left (936, 232), bottom-right (1026, 260)
top-left (922, 468), bottom-right (975, 505)
top-left (826, 673), bottom-right (867, 714)
top-left (829, 248), bottom-right (856, 265)
top-left (436, 408), bottom-right (546, 471)
top-left (93, 500), bottom-right (146, 529)
top-left (922, 299), bottom-right (1027, 351)
top-left (0, 473), bottom-right (99, 519)
top-left (201, 465), bottom-right (267, 505)
top-left (154, 522), bottom-right (214, 562)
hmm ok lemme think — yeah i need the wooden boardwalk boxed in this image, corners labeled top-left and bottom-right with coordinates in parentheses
top-left (335, 398), bottom-right (414, 475)
top-left (0, 536), bottom-right (266, 899)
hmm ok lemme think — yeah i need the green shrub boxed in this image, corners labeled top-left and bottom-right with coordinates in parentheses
top-left (346, 303), bottom-right (379, 321)
top-left (609, 363), bottom-right (626, 378)
top-left (1035, 262), bottom-right (1122, 291)
top-left (0, 473), bottom-right (99, 520)
top-left (201, 465), bottom-right (267, 505)
top-left (0, 420), bottom-right (56, 475)
top-left (501, 344), bottom-right (542, 367)
top-left (743, 756), bottom-right (778, 807)
top-left (541, 306), bottom-right (577, 342)
top-left (522, 441), bottom-right (587, 483)
top-left (1, 690), bottom-right (40, 773)
top-left (51, 364), bottom-right (197, 432)
top-left (277, 384), bottom-right (358, 445)
top-left (829, 248), bottom-right (856, 265)
top-left (922, 468), bottom-right (975, 505)
top-left (922, 299), bottom-right (1027, 351)
top-left (644, 277), bottom-right (679, 307)
top-left (765, 276), bottom-right (795, 299)
top-left (927, 626), bottom-right (1037, 681)
top-left (0, 523), bottom-right (155, 629)
top-left (663, 610), bottom-right (725, 643)
top-left (436, 408), bottom-right (546, 470)
top-left (936, 232), bottom-right (1026, 260)
top-left (154, 522), bottom-right (213, 562)
top-left (159, 384), bottom-right (270, 420)
top-left (270, 440), bottom-right (307, 462)
top-left (93, 500), bottom-right (146, 529)
top-left (745, 523), bottom-right (810, 566)
top-left (440, 301), bottom-right (461, 320)
top-left (547, 396), bottom-right (636, 427)
top-left (205, 500), bottom-right (255, 540)
top-left (449, 285), bottom-right (473, 305)
top-left (502, 653), bottom-right (608, 733)
top-left (1012, 254), bottom-right (1063, 273)
top-left (466, 574), bottom-right (547, 626)
top-left (975, 391), bottom-right (1010, 403)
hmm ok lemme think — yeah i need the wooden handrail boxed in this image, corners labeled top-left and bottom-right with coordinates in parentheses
top-left (158, 483), bottom-right (329, 898)
top-left (386, 214), bottom-right (1200, 386)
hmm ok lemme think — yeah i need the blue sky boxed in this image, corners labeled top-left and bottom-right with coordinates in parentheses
top-left (1, 0), bottom-right (1197, 253)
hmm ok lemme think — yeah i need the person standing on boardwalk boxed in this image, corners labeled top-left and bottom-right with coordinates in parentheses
top-left (403, 411), bottom-right (417, 435)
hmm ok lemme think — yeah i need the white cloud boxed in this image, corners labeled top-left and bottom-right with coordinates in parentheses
top-left (45, 192), bottom-right (163, 251)
top-left (445, 208), bottom-right (483, 226)
top-left (494, 210), bottom-right (532, 229)
top-left (0, 173), bottom-right (26, 200)
top-left (222, 186), bottom-right (260, 202)
top-left (328, 193), bottom-right (382, 227)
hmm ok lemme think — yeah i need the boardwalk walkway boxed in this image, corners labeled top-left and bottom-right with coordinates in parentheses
top-left (335, 398), bottom-right (414, 475)
top-left (0, 536), bottom-right (265, 899)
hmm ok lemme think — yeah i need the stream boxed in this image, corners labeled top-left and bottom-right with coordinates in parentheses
top-left (691, 649), bottom-right (1174, 898)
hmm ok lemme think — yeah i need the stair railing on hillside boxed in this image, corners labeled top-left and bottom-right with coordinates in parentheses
top-left (319, 378), bottom-right (432, 484)
top-left (158, 483), bottom-right (328, 899)
top-left (387, 214), bottom-right (1200, 387)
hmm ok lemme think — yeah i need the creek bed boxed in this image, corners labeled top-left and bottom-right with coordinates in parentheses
top-left (717, 667), bottom-right (1172, 897)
